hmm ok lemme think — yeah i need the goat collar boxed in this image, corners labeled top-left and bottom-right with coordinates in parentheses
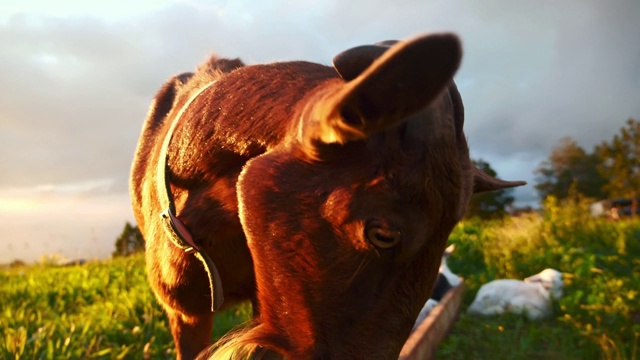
top-left (156, 80), bottom-right (224, 312)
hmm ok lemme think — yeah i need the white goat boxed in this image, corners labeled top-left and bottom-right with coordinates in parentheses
top-left (413, 245), bottom-right (461, 331)
top-left (467, 268), bottom-right (564, 320)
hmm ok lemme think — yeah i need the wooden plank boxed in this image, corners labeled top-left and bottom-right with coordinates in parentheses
top-left (398, 281), bottom-right (465, 360)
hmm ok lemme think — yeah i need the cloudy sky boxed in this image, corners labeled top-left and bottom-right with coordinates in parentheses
top-left (1, 0), bottom-right (639, 263)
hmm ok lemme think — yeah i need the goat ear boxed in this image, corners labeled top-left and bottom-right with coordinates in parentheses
top-left (333, 45), bottom-right (390, 81)
top-left (473, 166), bottom-right (526, 193)
top-left (317, 33), bottom-right (462, 144)
top-left (332, 40), bottom-right (400, 81)
top-left (374, 40), bottom-right (400, 47)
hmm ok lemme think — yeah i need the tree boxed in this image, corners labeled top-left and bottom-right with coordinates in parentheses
top-left (595, 118), bottom-right (640, 214)
top-left (466, 159), bottom-right (515, 219)
top-left (9, 259), bottom-right (26, 268)
top-left (534, 136), bottom-right (606, 200)
top-left (113, 222), bottom-right (144, 257)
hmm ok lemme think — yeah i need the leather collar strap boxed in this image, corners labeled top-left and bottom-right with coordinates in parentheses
top-left (156, 80), bottom-right (224, 312)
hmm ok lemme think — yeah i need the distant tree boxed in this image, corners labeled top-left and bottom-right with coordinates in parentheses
top-left (9, 259), bottom-right (26, 268)
top-left (595, 118), bottom-right (640, 214)
top-left (113, 222), bottom-right (144, 257)
top-left (466, 159), bottom-right (515, 219)
top-left (534, 136), bottom-right (606, 200)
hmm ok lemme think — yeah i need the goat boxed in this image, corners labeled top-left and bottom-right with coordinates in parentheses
top-left (412, 244), bottom-right (461, 331)
top-left (130, 33), bottom-right (526, 359)
top-left (467, 268), bottom-right (564, 320)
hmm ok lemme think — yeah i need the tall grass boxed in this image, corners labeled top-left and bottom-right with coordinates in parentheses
top-left (0, 253), bottom-right (251, 359)
top-left (439, 194), bottom-right (640, 360)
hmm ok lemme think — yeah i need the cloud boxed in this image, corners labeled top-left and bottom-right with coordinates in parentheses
top-left (0, 179), bottom-right (134, 263)
top-left (0, 0), bottom-right (639, 263)
top-left (34, 178), bottom-right (116, 194)
top-left (0, 178), bottom-right (119, 212)
top-left (0, 191), bottom-right (134, 263)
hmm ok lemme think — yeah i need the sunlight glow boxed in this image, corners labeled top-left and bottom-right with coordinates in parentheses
top-left (0, 0), bottom-right (176, 21)
top-left (0, 197), bottom-right (41, 213)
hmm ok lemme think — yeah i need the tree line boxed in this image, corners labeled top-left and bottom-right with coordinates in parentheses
top-left (535, 118), bottom-right (640, 203)
top-left (455, 118), bottom-right (640, 220)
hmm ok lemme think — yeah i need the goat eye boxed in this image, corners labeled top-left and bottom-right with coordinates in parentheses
top-left (366, 226), bottom-right (401, 249)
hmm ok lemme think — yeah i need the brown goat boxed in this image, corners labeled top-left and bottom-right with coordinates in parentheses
top-left (130, 33), bottom-right (525, 359)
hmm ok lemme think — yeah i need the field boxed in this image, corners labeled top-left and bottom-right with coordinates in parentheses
top-left (1, 195), bottom-right (639, 359)
top-left (0, 254), bottom-right (251, 359)
top-left (439, 196), bottom-right (640, 360)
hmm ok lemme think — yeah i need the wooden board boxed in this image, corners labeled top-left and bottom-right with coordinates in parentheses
top-left (398, 281), bottom-right (465, 360)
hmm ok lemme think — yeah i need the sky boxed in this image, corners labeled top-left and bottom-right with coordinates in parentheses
top-left (1, 0), bottom-right (639, 263)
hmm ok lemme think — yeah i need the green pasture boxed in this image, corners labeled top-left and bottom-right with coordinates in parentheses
top-left (0, 254), bottom-right (250, 359)
top-left (439, 196), bottom-right (640, 360)
top-left (1, 195), bottom-right (638, 359)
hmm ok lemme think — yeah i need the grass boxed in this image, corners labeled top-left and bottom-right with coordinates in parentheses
top-left (438, 194), bottom-right (640, 360)
top-left (0, 254), bottom-right (251, 359)
top-left (1, 193), bottom-right (638, 359)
